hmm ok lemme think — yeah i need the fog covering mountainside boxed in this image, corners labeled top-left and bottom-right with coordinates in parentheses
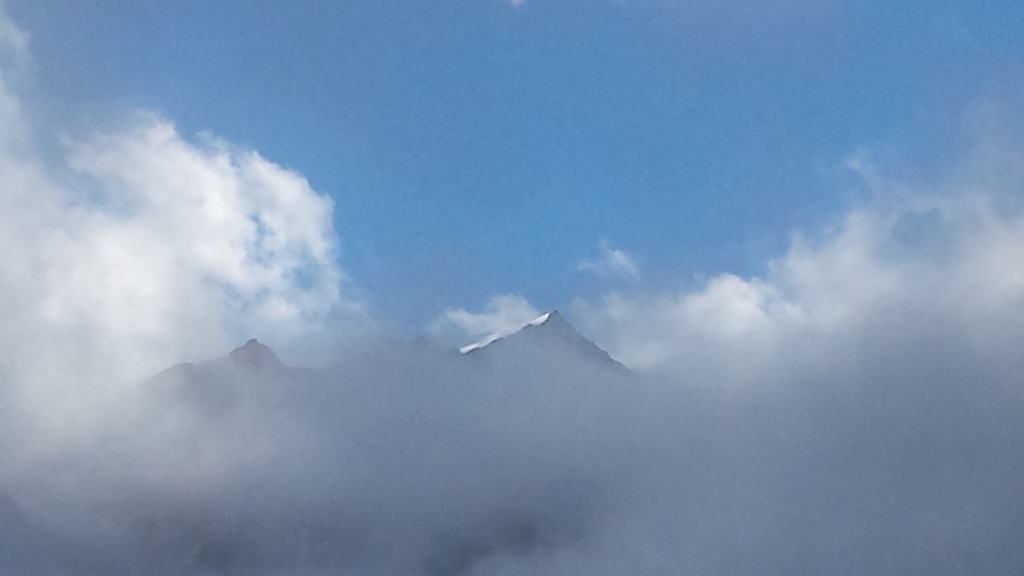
top-left (1, 316), bottom-right (637, 575)
top-left (4, 309), bottom-right (1024, 576)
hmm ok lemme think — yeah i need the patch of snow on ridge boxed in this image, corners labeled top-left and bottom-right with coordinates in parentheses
top-left (526, 312), bottom-right (553, 328)
top-left (459, 312), bottom-right (553, 354)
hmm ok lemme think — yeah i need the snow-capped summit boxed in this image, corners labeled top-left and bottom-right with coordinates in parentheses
top-left (459, 311), bottom-right (559, 354)
top-left (459, 310), bottom-right (625, 369)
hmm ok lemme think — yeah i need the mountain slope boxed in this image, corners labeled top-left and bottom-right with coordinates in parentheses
top-left (459, 311), bottom-right (626, 371)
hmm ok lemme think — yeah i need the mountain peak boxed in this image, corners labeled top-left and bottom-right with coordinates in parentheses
top-left (228, 338), bottom-right (285, 371)
top-left (458, 311), bottom-right (624, 369)
top-left (531, 310), bottom-right (569, 328)
top-left (459, 311), bottom-right (561, 354)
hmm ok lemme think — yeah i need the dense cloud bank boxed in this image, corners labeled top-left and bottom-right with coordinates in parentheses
top-left (6, 310), bottom-right (1024, 575)
top-left (5, 7), bottom-right (1024, 576)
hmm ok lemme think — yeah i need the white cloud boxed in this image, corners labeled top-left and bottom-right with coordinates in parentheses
top-left (431, 293), bottom-right (541, 345)
top-left (578, 240), bottom-right (639, 281)
top-left (0, 12), bottom-right (363, 443)
top-left (575, 139), bottom-right (1024, 384)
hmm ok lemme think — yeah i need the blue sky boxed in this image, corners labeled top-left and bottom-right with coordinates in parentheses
top-left (8, 0), bottom-right (1024, 333)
